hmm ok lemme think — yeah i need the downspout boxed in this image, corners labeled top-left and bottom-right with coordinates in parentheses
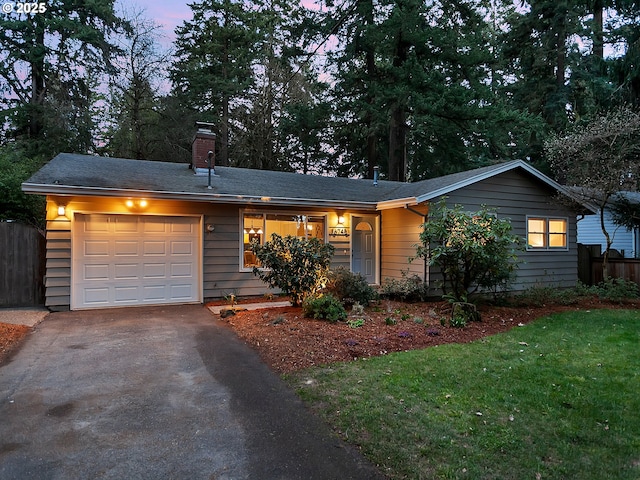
top-left (404, 204), bottom-right (429, 284)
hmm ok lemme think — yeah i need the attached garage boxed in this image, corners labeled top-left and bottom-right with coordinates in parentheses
top-left (72, 214), bottom-right (202, 310)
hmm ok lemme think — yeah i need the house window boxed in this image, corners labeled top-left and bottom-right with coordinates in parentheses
top-left (242, 212), bottom-right (326, 268)
top-left (527, 217), bottom-right (568, 250)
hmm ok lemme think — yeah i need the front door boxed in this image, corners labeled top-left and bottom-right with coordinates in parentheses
top-left (352, 216), bottom-right (377, 284)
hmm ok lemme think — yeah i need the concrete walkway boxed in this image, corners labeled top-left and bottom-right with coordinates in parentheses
top-left (208, 301), bottom-right (290, 314)
top-left (0, 307), bottom-right (49, 327)
top-left (0, 304), bottom-right (385, 480)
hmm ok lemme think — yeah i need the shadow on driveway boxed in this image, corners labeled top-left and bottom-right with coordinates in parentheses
top-left (0, 305), bottom-right (385, 479)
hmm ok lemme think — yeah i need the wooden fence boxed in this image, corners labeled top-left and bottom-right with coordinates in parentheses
top-left (0, 222), bottom-right (45, 307)
top-left (578, 243), bottom-right (640, 286)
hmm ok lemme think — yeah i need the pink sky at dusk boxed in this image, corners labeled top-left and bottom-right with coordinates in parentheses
top-left (123, 1), bottom-right (193, 45)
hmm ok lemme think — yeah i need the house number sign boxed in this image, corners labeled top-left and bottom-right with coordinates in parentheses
top-left (329, 227), bottom-right (350, 237)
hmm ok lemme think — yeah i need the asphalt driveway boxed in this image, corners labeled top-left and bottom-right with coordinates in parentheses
top-left (0, 305), bottom-right (385, 480)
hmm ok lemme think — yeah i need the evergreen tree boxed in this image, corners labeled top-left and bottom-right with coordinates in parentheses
top-left (171, 0), bottom-right (260, 166)
top-left (0, 0), bottom-right (127, 156)
top-left (502, 0), bottom-right (586, 133)
top-left (105, 12), bottom-right (171, 160)
top-left (329, 0), bottom-right (533, 181)
top-left (607, 1), bottom-right (640, 107)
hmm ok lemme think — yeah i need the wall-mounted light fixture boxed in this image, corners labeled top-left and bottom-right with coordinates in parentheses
top-left (206, 223), bottom-right (215, 233)
top-left (329, 214), bottom-right (349, 237)
top-left (57, 205), bottom-right (66, 217)
top-left (125, 199), bottom-right (149, 210)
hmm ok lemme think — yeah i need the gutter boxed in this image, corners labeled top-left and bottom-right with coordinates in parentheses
top-left (21, 183), bottom-right (379, 211)
top-left (404, 204), bottom-right (429, 285)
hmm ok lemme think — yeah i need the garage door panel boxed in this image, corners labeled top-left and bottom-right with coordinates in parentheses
top-left (171, 263), bottom-right (192, 278)
top-left (143, 263), bottom-right (166, 278)
top-left (84, 264), bottom-right (109, 281)
top-left (114, 286), bottom-right (140, 302)
top-left (143, 241), bottom-right (166, 256)
top-left (114, 216), bottom-right (139, 233)
top-left (115, 241), bottom-right (138, 256)
top-left (83, 215), bottom-right (110, 233)
top-left (84, 287), bottom-right (110, 305)
top-left (142, 285), bottom-right (166, 301)
top-left (84, 240), bottom-right (109, 256)
top-left (73, 214), bottom-right (201, 309)
top-left (170, 284), bottom-right (195, 299)
top-left (142, 219), bottom-right (167, 233)
top-left (171, 219), bottom-right (195, 233)
top-left (114, 263), bottom-right (139, 279)
top-left (171, 241), bottom-right (193, 255)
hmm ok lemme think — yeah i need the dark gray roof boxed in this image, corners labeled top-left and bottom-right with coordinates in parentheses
top-left (566, 186), bottom-right (640, 211)
top-left (22, 153), bottom-right (571, 209)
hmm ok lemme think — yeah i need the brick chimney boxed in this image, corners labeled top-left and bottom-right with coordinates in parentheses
top-left (192, 121), bottom-right (216, 176)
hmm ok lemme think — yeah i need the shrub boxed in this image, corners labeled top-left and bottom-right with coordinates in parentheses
top-left (379, 272), bottom-right (430, 302)
top-left (594, 278), bottom-right (639, 302)
top-left (302, 294), bottom-right (347, 323)
top-left (516, 279), bottom-right (639, 306)
top-left (347, 318), bottom-right (365, 328)
top-left (515, 284), bottom-right (565, 307)
top-left (251, 234), bottom-right (335, 306)
top-left (326, 267), bottom-right (378, 307)
top-left (449, 301), bottom-right (480, 327)
top-left (414, 200), bottom-right (522, 302)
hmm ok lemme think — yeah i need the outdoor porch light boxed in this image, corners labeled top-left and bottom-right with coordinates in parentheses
top-left (57, 205), bottom-right (66, 217)
top-left (329, 214), bottom-right (350, 237)
top-left (125, 199), bottom-right (149, 210)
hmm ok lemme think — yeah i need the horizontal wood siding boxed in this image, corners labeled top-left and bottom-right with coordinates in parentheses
top-left (45, 199), bottom-right (72, 310)
top-left (442, 170), bottom-right (579, 290)
top-left (203, 205), bottom-right (266, 299)
top-left (381, 206), bottom-right (427, 283)
top-left (577, 211), bottom-right (636, 258)
top-left (44, 196), bottom-right (367, 307)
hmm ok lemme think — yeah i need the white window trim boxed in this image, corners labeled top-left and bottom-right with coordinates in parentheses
top-left (526, 216), bottom-right (569, 251)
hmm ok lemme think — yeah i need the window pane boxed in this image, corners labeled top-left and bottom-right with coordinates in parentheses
top-left (306, 216), bottom-right (325, 239)
top-left (528, 233), bottom-right (546, 248)
top-left (549, 219), bottom-right (567, 234)
top-left (528, 218), bottom-right (546, 233)
top-left (549, 233), bottom-right (567, 248)
top-left (265, 214), bottom-right (325, 240)
top-left (243, 214), bottom-right (263, 267)
top-left (243, 213), bottom-right (327, 268)
top-left (527, 218), bottom-right (546, 248)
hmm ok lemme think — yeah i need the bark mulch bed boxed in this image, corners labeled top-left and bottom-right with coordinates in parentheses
top-left (0, 323), bottom-right (31, 365)
top-left (215, 297), bottom-right (639, 374)
top-left (2, 297), bottom-right (636, 372)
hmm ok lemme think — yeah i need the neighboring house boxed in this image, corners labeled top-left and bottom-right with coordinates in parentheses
top-left (22, 128), bottom-right (590, 310)
top-left (576, 192), bottom-right (640, 259)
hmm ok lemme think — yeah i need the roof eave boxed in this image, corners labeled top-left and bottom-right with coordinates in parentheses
top-left (21, 183), bottom-right (379, 210)
top-left (375, 197), bottom-right (420, 210)
top-left (410, 160), bottom-right (597, 214)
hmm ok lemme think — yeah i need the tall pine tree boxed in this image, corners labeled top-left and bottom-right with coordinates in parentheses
top-left (172, 0), bottom-right (259, 166)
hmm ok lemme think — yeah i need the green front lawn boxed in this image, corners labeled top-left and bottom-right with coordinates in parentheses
top-left (286, 309), bottom-right (640, 479)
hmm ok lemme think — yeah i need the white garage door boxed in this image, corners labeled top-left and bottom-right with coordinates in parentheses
top-left (72, 214), bottom-right (201, 309)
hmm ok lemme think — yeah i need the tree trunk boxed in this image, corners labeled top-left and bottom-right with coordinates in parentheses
top-left (593, 0), bottom-right (604, 60)
top-left (600, 203), bottom-right (612, 280)
top-left (29, 26), bottom-right (46, 139)
top-left (388, 104), bottom-right (406, 182)
top-left (388, 32), bottom-right (408, 182)
top-left (220, 99), bottom-right (229, 166)
top-left (364, 1), bottom-right (377, 179)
